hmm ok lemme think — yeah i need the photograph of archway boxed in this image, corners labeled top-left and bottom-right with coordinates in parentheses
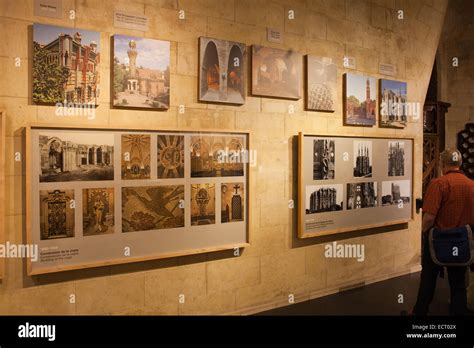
top-left (121, 134), bottom-right (151, 180)
top-left (39, 131), bottom-right (114, 182)
top-left (199, 37), bottom-right (246, 105)
top-left (251, 45), bottom-right (302, 100)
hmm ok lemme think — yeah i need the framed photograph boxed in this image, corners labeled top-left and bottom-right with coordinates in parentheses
top-left (199, 37), bottom-right (246, 105)
top-left (112, 35), bottom-right (170, 109)
top-left (190, 135), bottom-right (245, 177)
top-left (83, 188), bottom-right (115, 236)
top-left (379, 79), bottom-right (407, 128)
top-left (191, 184), bottom-right (216, 226)
top-left (121, 134), bottom-right (151, 180)
top-left (388, 141), bottom-right (405, 176)
top-left (306, 56), bottom-right (336, 112)
top-left (312, 138), bottom-right (335, 180)
top-left (343, 73), bottom-right (377, 126)
top-left (27, 126), bottom-right (250, 275)
top-left (346, 182), bottom-right (377, 210)
top-left (33, 23), bottom-right (100, 105)
top-left (38, 131), bottom-right (114, 182)
top-left (251, 45), bottom-right (302, 99)
top-left (0, 111), bottom-right (5, 279)
top-left (381, 180), bottom-right (411, 206)
top-left (157, 134), bottom-right (185, 178)
top-left (298, 133), bottom-right (414, 238)
top-left (221, 183), bottom-right (245, 223)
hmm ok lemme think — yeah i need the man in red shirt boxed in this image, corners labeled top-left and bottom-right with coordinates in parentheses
top-left (413, 149), bottom-right (474, 315)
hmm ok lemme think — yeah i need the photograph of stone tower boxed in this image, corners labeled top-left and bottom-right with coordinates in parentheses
top-left (344, 73), bottom-right (376, 126)
top-left (33, 23), bottom-right (100, 105)
top-left (353, 140), bottom-right (373, 177)
top-left (112, 35), bottom-right (170, 109)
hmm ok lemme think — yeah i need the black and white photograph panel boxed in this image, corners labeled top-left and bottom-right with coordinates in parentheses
top-left (305, 184), bottom-right (343, 214)
top-left (353, 140), bottom-right (372, 178)
top-left (313, 139), bottom-right (335, 180)
top-left (346, 182), bottom-right (377, 210)
top-left (381, 180), bottom-right (411, 206)
top-left (388, 141), bottom-right (405, 176)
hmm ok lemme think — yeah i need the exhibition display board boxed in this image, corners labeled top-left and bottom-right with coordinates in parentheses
top-left (26, 125), bottom-right (250, 275)
top-left (298, 133), bottom-right (414, 238)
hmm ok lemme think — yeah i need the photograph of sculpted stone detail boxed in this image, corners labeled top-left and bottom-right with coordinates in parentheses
top-left (199, 37), bottom-right (246, 104)
top-left (305, 184), bottom-right (343, 214)
top-left (33, 23), bottom-right (100, 105)
top-left (157, 134), bottom-right (185, 179)
top-left (306, 56), bottom-right (336, 112)
top-left (221, 183), bottom-right (244, 223)
top-left (251, 45), bottom-right (302, 99)
top-left (122, 185), bottom-right (185, 232)
top-left (190, 136), bottom-right (244, 177)
top-left (112, 35), bottom-right (170, 109)
top-left (39, 131), bottom-right (114, 182)
top-left (347, 182), bottom-right (377, 210)
top-left (40, 189), bottom-right (75, 240)
top-left (82, 188), bottom-right (114, 236)
top-left (313, 139), bottom-right (335, 180)
top-left (121, 134), bottom-right (151, 180)
top-left (191, 184), bottom-right (216, 226)
top-left (344, 73), bottom-right (376, 126)
top-left (379, 79), bottom-right (407, 128)
top-left (353, 140), bottom-right (373, 178)
top-left (381, 180), bottom-right (411, 206)
top-left (388, 141), bottom-right (405, 176)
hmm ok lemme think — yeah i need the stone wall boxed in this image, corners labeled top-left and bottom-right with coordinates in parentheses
top-left (0, 0), bottom-right (447, 315)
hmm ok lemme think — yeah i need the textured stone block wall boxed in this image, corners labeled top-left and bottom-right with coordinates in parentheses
top-left (0, 0), bottom-right (447, 314)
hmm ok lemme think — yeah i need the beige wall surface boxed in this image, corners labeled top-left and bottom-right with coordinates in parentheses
top-left (0, 0), bottom-right (447, 315)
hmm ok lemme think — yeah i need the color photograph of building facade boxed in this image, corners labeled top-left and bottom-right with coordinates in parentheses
top-left (33, 23), bottom-right (100, 105)
top-left (379, 79), bottom-right (407, 128)
top-left (113, 35), bottom-right (170, 109)
top-left (344, 74), bottom-right (376, 126)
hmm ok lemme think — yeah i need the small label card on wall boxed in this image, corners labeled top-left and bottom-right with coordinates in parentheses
top-left (114, 11), bottom-right (149, 31)
top-left (379, 63), bottom-right (397, 76)
top-left (34, 0), bottom-right (62, 19)
top-left (267, 28), bottom-right (283, 43)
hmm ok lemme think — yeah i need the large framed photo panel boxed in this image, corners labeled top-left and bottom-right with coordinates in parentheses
top-left (27, 125), bottom-right (250, 275)
top-left (298, 133), bottom-right (413, 238)
top-left (0, 111), bottom-right (5, 279)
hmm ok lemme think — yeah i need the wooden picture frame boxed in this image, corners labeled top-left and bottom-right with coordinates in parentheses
top-left (298, 132), bottom-right (414, 239)
top-left (26, 124), bottom-right (251, 275)
top-left (0, 110), bottom-right (5, 279)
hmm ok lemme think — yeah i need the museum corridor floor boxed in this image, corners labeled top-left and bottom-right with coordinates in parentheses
top-left (258, 272), bottom-right (453, 316)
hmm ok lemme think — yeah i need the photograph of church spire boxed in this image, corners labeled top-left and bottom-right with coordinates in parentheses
top-left (344, 74), bottom-right (376, 126)
top-left (379, 79), bottom-right (407, 128)
top-left (313, 139), bottom-right (335, 180)
top-left (347, 182), bottom-right (377, 210)
top-left (388, 141), bottom-right (405, 176)
top-left (221, 182), bottom-right (244, 223)
top-left (381, 180), bottom-right (411, 206)
top-left (353, 140), bottom-right (372, 177)
top-left (199, 37), bottom-right (246, 104)
top-left (305, 184), bottom-right (343, 214)
top-left (33, 23), bottom-right (100, 105)
top-left (112, 35), bottom-right (170, 109)
top-left (39, 131), bottom-right (114, 182)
